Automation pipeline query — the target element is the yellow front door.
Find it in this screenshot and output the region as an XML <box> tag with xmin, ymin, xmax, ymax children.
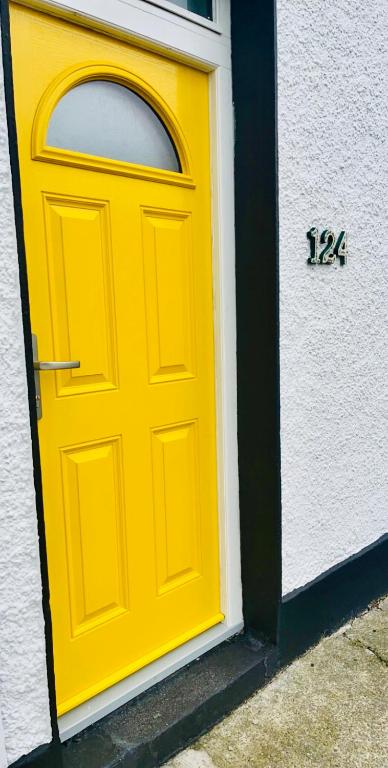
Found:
<box><xmin>10</xmin><ymin>3</ymin><xmax>222</xmax><ymax>716</ymax></box>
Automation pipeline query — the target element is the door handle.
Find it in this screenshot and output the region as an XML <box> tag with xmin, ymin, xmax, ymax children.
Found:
<box><xmin>33</xmin><ymin>360</ymin><xmax>80</xmax><ymax>371</ymax></box>
<box><xmin>32</xmin><ymin>333</ymin><xmax>80</xmax><ymax>420</ymax></box>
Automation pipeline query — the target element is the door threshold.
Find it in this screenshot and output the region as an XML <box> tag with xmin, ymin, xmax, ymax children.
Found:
<box><xmin>59</xmin><ymin>620</ymin><xmax>242</xmax><ymax>741</ymax></box>
<box><xmin>62</xmin><ymin>630</ymin><xmax>277</xmax><ymax>768</ymax></box>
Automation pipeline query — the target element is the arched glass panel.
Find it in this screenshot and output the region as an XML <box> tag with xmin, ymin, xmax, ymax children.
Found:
<box><xmin>46</xmin><ymin>80</ymin><xmax>181</xmax><ymax>172</ymax></box>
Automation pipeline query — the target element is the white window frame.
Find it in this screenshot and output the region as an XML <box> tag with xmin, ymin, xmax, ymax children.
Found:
<box><xmin>13</xmin><ymin>0</ymin><xmax>242</xmax><ymax>741</ymax></box>
<box><xmin>142</xmin><ymin>0</ymin><xmax>221</xmax><ymax>32</ymax></box>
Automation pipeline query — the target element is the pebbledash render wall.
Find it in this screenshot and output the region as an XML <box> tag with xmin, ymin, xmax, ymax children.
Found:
<box><xmin>277</xmin><ymin>0</ymin><xmax>388</xmax><ymax>595</ymax></box>
<box><xmin>0</xmin><ymin>34</ymin><xmax>52</xmax><ymax>766</ymax></box>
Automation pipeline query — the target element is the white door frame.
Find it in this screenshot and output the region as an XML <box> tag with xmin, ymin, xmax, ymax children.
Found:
<box><xmin>13</xmin><ymin>0</ymin><xmax>242</xmax><ymax>741</ymax></box>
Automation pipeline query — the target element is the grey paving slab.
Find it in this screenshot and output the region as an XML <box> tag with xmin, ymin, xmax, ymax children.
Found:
<box><xmin>380</xmin><ymin>596</ymin><xmax>388</xmax><ymax>613</ymax></box>
<box><xmin>167</xmin><ymin>750</ymin><xmax>217</xmax><ymax>768</ymax></box>
<box><xmin>166</xmin><ymin>600</ymin><xmax>388</xmax><ymax>768</ymax></box>
<box><xmin>345</xmin><ymin>604</ymin><xmax>388</xmax><ymax>663</ymax></box>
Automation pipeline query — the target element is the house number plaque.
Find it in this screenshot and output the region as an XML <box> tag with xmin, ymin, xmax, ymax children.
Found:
<box><xmin>307</xmin><ymin>228</ymin><xmax>348</xmax><ymax>265</ymax></box>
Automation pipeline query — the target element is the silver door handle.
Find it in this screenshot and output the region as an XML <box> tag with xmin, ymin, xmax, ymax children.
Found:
<box><xmin>32</xmin><ymin>333</ymin><xmax>80</xmax><ymax>420</ymax></box>
<box><xmin>33</xmin><ymin>360</ymin><xmax>80</xmax><ymax>371</ymax></box>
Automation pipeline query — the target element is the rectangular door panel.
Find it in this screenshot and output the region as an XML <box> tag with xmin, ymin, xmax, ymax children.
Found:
<box><xmin>151</xmin><ymin>421</ymin><xmax>201</xmax><ymax>595</ymax></box>
<box><xmin>142</xmin><ymin>208</ymin><xmax>196</xmax><ymax>384</ymax></box>
<box><xmin>61</xmin><ymin>436</ymin><xmax>129</xmax><ymax>637</ymax></box>
<box><xmin>43</xmin><ymin>194</ymin><xmax>118</xmax><ymax>396</ymax></box>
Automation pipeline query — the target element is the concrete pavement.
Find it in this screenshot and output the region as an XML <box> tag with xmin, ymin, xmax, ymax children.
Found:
<box><xmin>166</xmin><ymin>597</ymin><xmax>388</xmax><ymax>768</ymax></box>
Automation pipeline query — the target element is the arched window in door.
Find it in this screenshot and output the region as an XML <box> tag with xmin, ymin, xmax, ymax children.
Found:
<box><xmin>46</xmin><ymin>80</ymin><xmax>181</xmax><ymax>172</ymax></box>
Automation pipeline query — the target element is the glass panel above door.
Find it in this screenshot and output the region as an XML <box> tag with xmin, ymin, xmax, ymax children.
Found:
<box><xmin>167</xmin><ymin>1</ymin><xmax>213</xmax><ymax>20</ymax></box>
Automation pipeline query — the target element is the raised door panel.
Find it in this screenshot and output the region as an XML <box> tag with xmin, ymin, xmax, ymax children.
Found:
<box><xmin>60</xmin><ymin>436</ymin><xmax>129</xmax><ymax>637</ymax></box>
<box><xmin>151</xmin><ymin>421</ymin><xmax>201</xmax><ymax>595</ymax></box>
<box><xmin>43</xmin><ymin>194</ymin><xmax>118</xmax><ymax>396</ymax></box>
<box><xmin>142</xmin><ymin>208</ymin><xmax>196</xmax><ymax>384</ymax></box>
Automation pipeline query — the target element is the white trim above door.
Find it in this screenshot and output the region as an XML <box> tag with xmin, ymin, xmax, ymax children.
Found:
<box><xmin>14</xmin><ymin>0</ymin><xmax>231</xmax><ymax>67</ymax></box>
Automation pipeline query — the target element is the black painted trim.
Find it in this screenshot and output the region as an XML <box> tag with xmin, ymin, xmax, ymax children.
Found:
<box><xmin>0</xmin><ymin>0</ymin><xmax>60</xmax><ymax>751</ymax></box>
<box><xmin>279</xmin><ymin>533</ymin><xmax>388</xmax><ymax>664</ymax></box>
<box><xmin>231</xmin><ymin>0</ymin><xmax>282</xmax><ymax>641</ymax></box>
<box><xmin>9</xmin><ymin>743</ymin><xmax>62</xmax><ymax>768</ymax></box>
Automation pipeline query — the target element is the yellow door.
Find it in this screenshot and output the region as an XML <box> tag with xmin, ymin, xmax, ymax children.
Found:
<box><xmin>10</xmin><ymin>3</ymin><xmax>221</xmax><ymax>716</ymax></box>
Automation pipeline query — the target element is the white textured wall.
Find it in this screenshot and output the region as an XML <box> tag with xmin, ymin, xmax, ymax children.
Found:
<box><xmin>0</xmin><ymin>37</ymin><xmax>52</xmax><ymax>765</ymax></box>
<box><xmin>0</xmin><ymin>716</ymin><xmax>7</xmax><ymax>768</ymax></box>
<box><xmin>278</xmin><ymin>0</ymin><xmax>388</xmax><ymax>594</ymax></box>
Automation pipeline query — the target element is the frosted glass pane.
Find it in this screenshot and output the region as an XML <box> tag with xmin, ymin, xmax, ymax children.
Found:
<box><xmin>47</xmin><ymin>81</ymin><xmax>180</xmax><ymax>172</ymax></box>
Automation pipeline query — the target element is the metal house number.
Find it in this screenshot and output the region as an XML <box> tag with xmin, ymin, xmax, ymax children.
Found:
<box><xmin>307</xmin><ymin>228</ymin><xmax>348</xmax><ymax>265</ymax></box>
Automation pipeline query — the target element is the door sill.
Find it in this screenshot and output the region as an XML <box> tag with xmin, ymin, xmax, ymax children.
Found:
<box><xmin>59</xmin><ymin>620</ymin><xmax>242</xmax><ymax>741</ymax></box>
<box><xmin>61</xmin><ymin>631</ymin><xmax>277</xmax><ymax>768</ymax></box>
